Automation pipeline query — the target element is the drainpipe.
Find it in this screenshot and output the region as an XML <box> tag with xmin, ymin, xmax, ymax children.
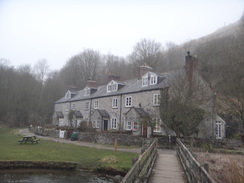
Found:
<box><xmin>89</xmin><ymin>99</ymin><xmax>92</xmax><ymax>122</ymax></box>
<box><xmin>119</xmin><ymin>94</ymin><xmax>123</xmax><ymax>131</ymax></box>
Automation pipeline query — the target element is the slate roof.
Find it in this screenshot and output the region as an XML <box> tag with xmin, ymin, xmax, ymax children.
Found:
<box><xmin>56</xmin><ymin>111</ymin><xmax>64</xmax><ymax>118</ymax></box>
<box><xmin>124</xmin><ymin>107</ymin><xmax>149</xmax><ymax>117</ymax></box>
<box><xmin>96</xmin><ymin>109</ymin><xmax>109</xmax><ymax>118</ymax></box>
<box><xmin>134</xmin><ymin>107</ymin><xmax>149</xmax><ymax>117</ymax></box>
<box><xmin>55</xmin><ymin>69</ymin><xmax>184</xmax><ymax>104</ymax></box>
<box><xmin>74</xmin><ymin>111</ymin><xmax>83</xmax><ymax>118</ymax></box>
<box><xmin>69</xmin><ymin>87</ymin><xmax>79</xmax><ymax>94</ymax></box>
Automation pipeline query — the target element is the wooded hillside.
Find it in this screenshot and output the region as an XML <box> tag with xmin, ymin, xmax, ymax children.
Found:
<box><xmin>0</xmin><ymin>14</ymin><xmax>243</xmax><ymax>136</ymax></box>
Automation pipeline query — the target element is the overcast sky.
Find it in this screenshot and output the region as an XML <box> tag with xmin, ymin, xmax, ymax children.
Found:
<box><xmin>0</xmin><ymin>0</ymin><xmax>244</xmax><ymax>70</ymax></box>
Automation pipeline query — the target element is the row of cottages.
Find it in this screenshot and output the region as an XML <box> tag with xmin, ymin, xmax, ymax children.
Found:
<box><xmin>52</xmin><ymin>52</ymin><xmax>226</xmax><ymax>139</ymax></box>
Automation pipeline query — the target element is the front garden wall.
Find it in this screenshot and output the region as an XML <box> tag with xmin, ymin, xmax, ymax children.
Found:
<box><xmin>29</xmin><ymin>126</ymin><xmax>143</xmax><ymax>146</ymax></box>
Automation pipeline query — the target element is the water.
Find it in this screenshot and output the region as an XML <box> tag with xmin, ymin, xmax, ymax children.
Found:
<box><xmin>0</xmin><ymin>170</ymin><xmax>113</xmax><ymax>183</ymax></box>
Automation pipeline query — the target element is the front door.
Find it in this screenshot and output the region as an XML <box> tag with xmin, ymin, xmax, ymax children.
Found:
<box><xmin>104</xmin><ymin>120</ymin><xmax>108</xmax><ymax>131</ymax></box>
<box><xmin>142</xmin><ymin>124</ymin><xmax>147</xmax><ymax>137</ymax></box>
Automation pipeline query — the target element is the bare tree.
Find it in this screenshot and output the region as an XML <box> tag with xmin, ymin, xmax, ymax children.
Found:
<box><xmin>218</xmin><ymin>17</ymin><xmax>244</xmax><ymax>131</ymax></box>
<box><xmin>129</xmin><ymin>38</ymin><xmax>164</xmax><ymax>73</ymax></box>
<box><xmin>162</xmin><ymin>42</ymin><xmax>184</xmax><ymax>71</ymax></box>
<box><xmin>100</xmin><ymin>54</ymin><xmax>133</xmax><ymax>82</ymax></box>
<box><xmin>160</xmin><ymin>68</ymin><xmax>212</xmax><ymax>137</ymax></box>
<box><xmin>33</xmin><ymin>59</ymin><xmax>49</xmax><ymax>85</ymax></box>
<box><xmin>60</xmin><ymin>49</ymin><xmax>101</xmax><ymax>88</ymax></box>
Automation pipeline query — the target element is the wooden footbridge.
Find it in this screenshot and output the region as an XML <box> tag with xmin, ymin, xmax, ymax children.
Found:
<box><xmin>120</xmin><ymin>139</ymin><xmax>216</xmax><ymax>183</ymax></box>
<box><xmin>148</xmin><ymin>149</ymin><xmax>186</xmax><ymax>183</ymax></box>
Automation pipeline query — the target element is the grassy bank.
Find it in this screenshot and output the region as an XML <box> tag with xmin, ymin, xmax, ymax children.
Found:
<box><xmin>0</xmin><ymin>128</ymin><xmax>138</xmax><ymax>173</ymax></box>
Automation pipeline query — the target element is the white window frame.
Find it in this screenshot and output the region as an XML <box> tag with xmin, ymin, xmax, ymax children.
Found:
<box><xmin>84</xmin><ymin>88</ymin><xmax>90</xmax><ymax>96</ymax></box>
<box><xmin>107</xmin><ymin>84</ymin><xmax>112</xmax><ymax>92</ymax></box>
<box><xmin>94</xmin><ymin>100</ymin><xmax>99</xmax><ymax>109</ymax></box>
<box><xmin>65</xmin><ymin>91</ymin><xmax>71</xmax><ymax>99</ymax></box>
<box><xmin>112</xmin><ymin>98</ymin><xmax>118</xmax><ymax>108</ymax></box>
<box><xmin>127</xmin><ymin>121</ymin><xmax>132</xmax><ymax>130</ymax></box>
<box><xmin>65</xmin><ymin>104</ymin><xmax>69</xmax><ymax>112</ymax></box>
<box><xmin>215</xmin><ymin>121</ymin><xmax>222</xmax><ymax>139</ymax></box>
<box><xmin>59</xmin><ymin>118</ymin><xmax>64</xmax><ymax>126</ymax></box>
<box><xmin>154</xmin><ymin>120</ymin><xmax>161</xmax><ymax>132</ymax></box>
<box><xmin>72</xmin><ymin>103</ymin><xmax>76</xmax><ymax>110</ymax></box>
<box><xmin>111</xmin><ymin>118</ymin><xmax>117</xmax><ymax>129</ymax></box>
<box><xmin>96</xmin><ymin>121</ymin><xmax>100</xmax><ymax>128</ymax></box>
<box><xmin>85</xmin><ymin>101</ymin><xmax>90</xmax><ymax>111</ymax></box>
<box><xmin>107</xmin><ymin>81</ymin><xmax>118</xmax><ymax>92</ymax></box>
<box><xmin>133</xmin><ymin>122</ymin><xmax>138</xmax><ymax>131</ymax></box>
<box><xmin>112</xmin><ymin>83</ymin><xmax>117</xmax><ymax>91</ymax></box>
<box><xmin>142</xmin><ymin>77</ymin><xmax>148</xmax><ymax>87</ymax></box>
<box><xmin>92</xmin><ymin>121</ymin><xmax>99</xmax><ymax>128</ymax></box>
<box><xmin>150</xmin><ymin>75</ymin><xmax>157</xmax><ymax>85</ymax></box>
<box><xmin>125</xmin><ymin>96</ymin><xmax>132</xmax><ymax>107</ymax></box>
<box><xmin>153</xmin><ymin>94</ymin><xmax>160</xmax><ymax>106</ymax></box>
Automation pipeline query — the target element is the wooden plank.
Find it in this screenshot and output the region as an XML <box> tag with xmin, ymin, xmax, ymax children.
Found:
<box><xmin>148</xmin><ymin>150</ymin><xmax>187</xmax><ymax>183</ymax></box>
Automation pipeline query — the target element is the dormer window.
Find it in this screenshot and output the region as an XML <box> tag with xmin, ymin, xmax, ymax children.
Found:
<box><xmin>142</xmin><ymin>72</ymin><xmax>158</xmax><ymax>86</ymax></box>
<box><xmin>107</xmin><ymin>85</ymin><xmax>112</xmax><ymax>92</ymax></box>
<box><xmin>150</xmin><ymin>75</ymin><xmax>157</xmax><ymax>85</ymax></box>
<box><xmin>142</xmin><ymin>77</ymin><xmax>148</xmax><ymax>87</ymax></box>
<box><xmin>112</xmin><ymin>83</ymin><xmax>117</xmax><ymax>91</ymax></box>
<box><xmin>65</xmin><ymin>91</ymin><xmax>71</xmax><ymax>99</ymax></box>
<box><xmin>107</xmin><ymin>81</ymin><xmax>118</xmax><ymax>92</ymax></box>
<box><xmin>84</xmin><ymin>87</ymin><xmax>90</xmax><ymax>96</ymax></box>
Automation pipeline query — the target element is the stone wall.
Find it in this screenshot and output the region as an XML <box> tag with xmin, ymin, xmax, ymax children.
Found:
<box><xmin>157</xmin><ymin>135</ymin><xmax>177</xmax><ymax>149</ymax></box>
<box><xmin>29</xmin><ymin>126</ymin><xmax>143</xmax><ymax>146</ymax></box>
<box><xmin>78</xmin><ymin>132</ymin><xmax>143</xmax><ymax>146</ymax></box>
<box><xmin>180</xmin><ymin>137</ymin><xmax>242</xmax><ymax>149</ymax></box>
<box><xmin>30</xmin><ymin>126</ymin><xmax>60</xmax><ymax>138</ymax></box>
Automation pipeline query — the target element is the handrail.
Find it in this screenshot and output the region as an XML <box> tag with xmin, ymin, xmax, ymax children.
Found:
<box><xmin>177</xmin><ymin>138</ymin><xmax>216</xmax><ymax>183</ymax></box>
<box><xmin>120</xmin><ymin>139</ymin><xmax>158</xmax><ymax>183</ymax></box>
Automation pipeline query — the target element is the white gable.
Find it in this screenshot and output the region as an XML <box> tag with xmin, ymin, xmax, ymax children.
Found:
<box><xmin>107</xmin><ymin>80</ymin><xmax>118</xmax><ymax>92</ymax></box>
<box><xmin>141</xmin><ymin>72</ymin><xmax>158</xmax><ymax>86</ymax></box>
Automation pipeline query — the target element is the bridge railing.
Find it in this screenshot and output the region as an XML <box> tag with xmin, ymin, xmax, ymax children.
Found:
<box><xmin>177</xmin><ymin>138</ymin><xmax>216</xmax><ymax>183</ymax></box>
<box><xmin>120</xmin><ymin>139</ymin><xmax>158</xmax><ymax>183</ymax></box>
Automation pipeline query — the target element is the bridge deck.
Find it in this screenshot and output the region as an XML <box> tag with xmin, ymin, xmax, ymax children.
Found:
<box><xmin>148</xmin><ymin>149</ymin><xmax>187</xmax><ymax>183</ymax></box>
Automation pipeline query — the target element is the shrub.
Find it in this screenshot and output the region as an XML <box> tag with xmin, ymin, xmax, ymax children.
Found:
<box><xmin>202</xmin><ymin>142</ymin><xmax>214</xmax><ymax>152</ymax></box>
<box><xmin>77</xmin><ymin>121</ymin><xmax>96</xmax><ymax>132</ymax></box>
<box><xmin>240</xmin><ymin>134</ymin><xmax>244</xmax><ymax>145</ymax></box>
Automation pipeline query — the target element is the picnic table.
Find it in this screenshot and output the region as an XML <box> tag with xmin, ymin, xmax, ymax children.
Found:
<box><xmin>18</xmin><ymin>136</ymin><xmax>40</xmax><ymax>144</ymax></box>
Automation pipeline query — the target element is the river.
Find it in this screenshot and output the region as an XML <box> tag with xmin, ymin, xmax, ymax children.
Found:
<box><xmin>0</xmin><ymin>169</ymin><xmax>113</xmax><ymax>183</ymax></box>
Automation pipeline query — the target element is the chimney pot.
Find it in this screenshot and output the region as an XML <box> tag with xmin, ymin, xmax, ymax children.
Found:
<box><xmin>108</xmin><ymin>74</ymin><xmax>120</xmax><ymax>82</ymax></box>
<box><xmin>138</xmin><ymin>65</ymin><xmax>153</xmax><ymax>79</ymax></box>
<box><xmin>185</xmin><ymin>51</ymin><xmax>198</xmax><ymax>84</ymax></box>
<box><xmin>86</xmin><ymin>80</ymin><xmax>97</xmax><ymax>88</ymax></box>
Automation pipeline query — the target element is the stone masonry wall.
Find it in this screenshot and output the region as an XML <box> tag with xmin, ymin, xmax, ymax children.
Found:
<box><xmin>78</xmin><ymin>132</ymin><xmax>143</xmax><ymax>146</ymax></box>
<box><xmin>181</xmin><ymin>137</ymin><xmax>242</xmax><ymax>149</ymax></box>
<box><xmin>29</xmin><ymin>126</ymin><xmax>142</xmax><ymax>146</ymax></box>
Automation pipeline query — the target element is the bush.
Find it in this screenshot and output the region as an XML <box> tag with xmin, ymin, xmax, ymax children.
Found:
<box><xmin>240</xmin><ymin>134</ymin><xmax>244</xmax><ymax>145</ymax></box>
<box><xmin>202</xmin><ymin>142</ymin><xmax>214</xmax><ymax>152</ymax></box>
<box><xmin>44</xmin><ymin>123</ymin><xmax>55</xmax><ymax>129</ymax></box>
<box><xmin>77</xmin><ymin>121</ymin><xmax>96</xmax><ymax>132</ymax></box>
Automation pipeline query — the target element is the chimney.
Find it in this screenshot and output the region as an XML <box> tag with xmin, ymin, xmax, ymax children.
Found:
<box><xmin>86</xmin><ymin>79</ymin><xmax>97</xmax><ymax>88</ymax></box>
<box><xmin>185</xmin><ymin>51</ymin><xmax>198</xmax><ymax>84</ymax></box>
<box><xmin>108</xmin><ymin>73</ymin><xmax>120</xmax><ymax>82</ymax></box>
<box><xmin>138</xmin><ymin>64</ymin><xmax>153</xmax><ymax>79</ymax></box>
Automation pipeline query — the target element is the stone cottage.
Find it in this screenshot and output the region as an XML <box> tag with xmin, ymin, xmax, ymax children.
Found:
<box><xmin>52</xmin><ymin>52</ymin><xmax>225</xmax><ymax>139</ymax></box>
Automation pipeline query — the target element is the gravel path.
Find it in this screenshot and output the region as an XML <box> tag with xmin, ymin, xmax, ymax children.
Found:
<box><xmin>16</xmin><ymin>128</ymin><xmax>141</xmax><ymax>154</ymax></box>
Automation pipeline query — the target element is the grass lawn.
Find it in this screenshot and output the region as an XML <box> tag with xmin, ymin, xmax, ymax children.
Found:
<box><xmin>0</xmin><ymin>128</ymin><xmax>138</xmax><ymax>173</ymax></box>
